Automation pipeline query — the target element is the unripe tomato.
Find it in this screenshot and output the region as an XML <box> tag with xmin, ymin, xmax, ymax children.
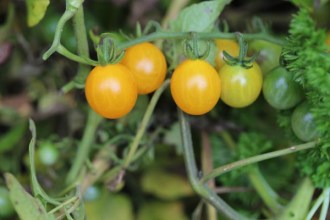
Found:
<box><xmin>38</xmin><ymin>142</ymin><xmax>59</xmax><ymax>166</ymax></box>
<box><xmin>263</xmin><ymin>66</ymin><xmax>303</xmax><ymax>110</ymax></box>
<box><xmin>85</xmin><ymin>64</ymin><xmax>138</xmax><ymax>119</ymax></box>
<box><xmin>248</xmin><ymin>40</ymin><xmax>282</xmax><ymax>74</ymax></box>
<box><xmin>214</xmin><ymin>39</ymin><xmax>239</xmax><ymax>70</ymax></box>
<box><xmin>291</xmin><ymin>102</ymin><xmax>319</xmax><ymax>142</ymax></box>
<box><xmin>121</xmin><ymin>42</ymin><xmax>167</xmax><ymax>94</ymax></box>
<box><xmin>219</xmin><ymin>62</ymin><xmax>262</xmax><ymax>108</ymax></box>
<box><xmin>83</xmin><ymin>185</ymin><xmax>101</xmax><ymax>202</ymax></box>
<box><xmin>170</xmin><ymin>59</ymin><xmax>221</xmax><ymax>115</ymax></box>
<box><xmin>0</xmin><ymin>187</ymin><xmax>14</xmax><ymax>218</ymax></box>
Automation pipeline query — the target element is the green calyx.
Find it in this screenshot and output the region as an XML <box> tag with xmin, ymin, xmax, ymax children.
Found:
<box><xmin>96</xmin><ymin>33</ymin><xmax>125</xmax><ymax>66</ymax></box>
<box><xmin>223</xmin><ymin>32</ymin><xmax>258</xmax><ymax>68</ymax></box>
<box><xmin>183</xmin><ymin>32</ymin><xmax>210</xmax><ymax>60</ymax></box>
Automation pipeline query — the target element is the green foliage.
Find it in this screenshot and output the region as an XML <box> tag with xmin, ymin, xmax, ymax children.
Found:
<box><xmin>26</xmin><ymin>0</ymin><xmax>50</xmax><ymax>27</ymax></box>
<box><xmin>282</xmin><ymin>8</ymin><xmax>330</xmax><ymax>188</ymax></box>
<box><xmin>236</xmin><ymin>132</ymin><xmax>272</xmax><ymax>159</ymax></box>
<box><xmin>212</xmin><ymin>132</ymin><xmax>273</xmax><ymax>210</ymax></box>
<box><xmin>5</xmin><ymin>173</ymin><xmax>56</xmax><ymax>220</ymax></box>
<box><xmin>169</xmin><ymin>0</ymin><xmax>231</xmax><ymax>32</ymax></box>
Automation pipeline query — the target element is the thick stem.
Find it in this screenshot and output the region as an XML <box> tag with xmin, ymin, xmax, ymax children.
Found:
<box><xmin>178</xmin><ymin>111</ymin><xmax>246</xmax><ymax>220</ymax></box>
<box><xmin>248</xmin><ymin>166</ymin><xmax>283</xmax><ymax>213</ymax></box>
<box><xmin>122</xmin><ymin>80</ymin><xmax>170</xmax><ymax>168</ymax></box>
<box><xmin>66</xmin><ymin>109</ymin><xmax>102</xmax><ymax>185</ymax></box>
<box><xmin>201</xmin><ymin>141</ymin><xmax>317</xmax><ymax>183</ymax></box>
<box><xmin>66</xmin><ymin>6</ymin><xmax>102</xmax><ymax>185</ymax></box>
<box><xmin>117</xmin><ymin>31</ymin><xmax>284</xmax><ymax>51</ymax></box>
<box><xmin>276</xmin><ymin>177</ymin><xmax>314</xmax><ymax>220</ymax></box>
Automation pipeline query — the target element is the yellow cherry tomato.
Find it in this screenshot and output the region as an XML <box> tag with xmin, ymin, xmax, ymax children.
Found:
<box><xmin>170</xmin><ymin>59</ymin><xmax>221</xmax><ymax>115</ymax></box>
<box><xmin>121</xmin><ymin>42</ymin><xmax>167</xmax><ymax>94</ymax></box>
<box><xmin>85</xmin><ymin>64</ymin><xmax>138</xmax><ymax>119</ymax></box>
<box><xmin>215</xmin><ymin>39</ymin><xmax>240</xmax><ymax>70</ymax></box>
<box><xmin>219</xmin><ymin>62</ymin><xmax>263</xmax><ymax>108</ymax></box>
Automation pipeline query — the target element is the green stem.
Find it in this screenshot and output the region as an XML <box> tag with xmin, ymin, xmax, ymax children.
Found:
<box><xmin>122</xmin><ymin>79</ymin><xmax>170</xmax><ymax>168</ymax></box>
<box><xmin>49</xmin><ymin>196</ymin><xmax>79</xmax><ymax>214</ymax></box>
<box><xmin>57</xmin><ymin>45</ymin><xmax>99</xmax><ymax>66</ymax></box>
<box><xmin>117</xmin><ymin>31</ymin><xmax>285</xmax><ymax>51</ymax></box>
<box><xmin>248</xmin><ymin>166</ymin><xmax>283</xmax><ymax>213</ymax></box>
<box><xmin>66</xmin><ymin>109</ymin><xmax>102</xmax><ymax>185</ymax></box>
<box><xmin>66</xmin><ymin>5</ymin><xmax>102</xmax><ymax>185</ymax></box>
<box><xmin>201</xmin><ymin>141</ymin><xmax>317</xmax><ymax>184</ymax></box>
<box><xmin>43</xmin><ymin>10</ymin><xmax>75</xmax><ymax>60</ymax></box>
<box><xmin>319</xmin><ymin>188</ymin><xmax>330</xmax><ymax>220</ymax></box>
<box><xmin>178</xmin><ymin>111</ymin><xmax>246</xmax><ymax>220</ymax></box>
<box><xmin>306</xmin><ymin>188</ymin><xmax>328</xmax><ymax>220</ymax></box>
<box><xmin>276</xmin><ymin>177</ymin><xmax>314</xmax><ymax>220</ymax></box>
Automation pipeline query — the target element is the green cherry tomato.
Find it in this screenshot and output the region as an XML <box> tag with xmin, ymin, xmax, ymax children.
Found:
<box><xmin>38</xmin><ymin>142</ymin><xmax>59</xmax><ymax>166</ymax></box>
<box><xmin>0</xmin><ymin>187</ymin><xmax>14</xmax><ymax>218</ymax></box>
<box><xmin>263</xmin><ymin>66</ymin><xmax>304</xmax><ymax>110</ymax></box>
<box><xmin>170</xmin><ymin>59</ymin><xmax>221</xmax><ymax>115</ymax></box>
<box><xmin>248</xmin><ymin>40</ymin><xmax>282</xmax><ymax>74</ymax></box>
<box><xmin>291</xmin><ymin>102</ymin><xmax>319</xmax><ymax>142</ymax></box>
<box><xmin>219</xmin><ymin>62</ymin><xmax>263</xmax><ymax>108</ymax></box>
<box><xmin>83</xmin><ymin>185</ymin><xmax>101</xmax><ymax>202</ymax></box>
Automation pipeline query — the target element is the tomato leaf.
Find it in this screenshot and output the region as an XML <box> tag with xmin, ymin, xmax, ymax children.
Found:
<box><xmin>169</xmin><ymin>0</ymin><xmax>231</xmax><ymax>32</ymax></box>
<box><xmin>26</xmin><ymin>0</ymin><xmax>50</xmax><ymax>27</ymax></box>
<box><xmin>4</xmin><ymin>173</ymin><xmax>56</xmax><ymax>220</ymax></box>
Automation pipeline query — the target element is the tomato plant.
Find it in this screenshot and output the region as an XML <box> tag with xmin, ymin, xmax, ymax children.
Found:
<box><xmin>263</xmin><ymin>66</ymin><xmax>303</xmax><ymax>110</ymax></box>
<box><xmin>219</xmin><ymin>62</ymin><xmax>262</xmax><ymax>108</ymax></box>
<box><xmin>0</xmin><ymin>186</ymin><xmax>14</xmax><ymax>218</ymax></box>
<box><xmin>3</xmin><ymin>1</ymin><xmax>330</xmax><ymax>220</ymax></box>
<box><xmin>170</xmin><ymin>59</ymin><xmax>221</xmax><ymax>115</ymax></box>
<box><xmin>291</xmin><ymin>101</ymin><xmax>319</xmax><ymax>142</ymax></box>
<box><xmin>214</xmin><ymin>39</ymin><xmax>239</xmax><ymax>70</ymax></box>
<box><xmin>248</xmin><ymin>40</ymin><xmax>282</xmax><ymax>74</ymax></box>
<box><xmin>85</xmin><ymin>64</ymin><xmax>138</xmax><ymax>119</ymax></box>
<box><xmin>121</xmin><ymin>42</ymin><xmax>167</xmax><ymax>94</ymax></box>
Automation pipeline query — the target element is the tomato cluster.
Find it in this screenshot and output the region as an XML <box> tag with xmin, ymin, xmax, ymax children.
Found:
<box><xmin>85</xmin><ymin>40</ymin><xmax>268</xmax><ymax>118</ymax></box>
<box><xmin>85</xmin><ymin>42</ymin><xmax>167</xmax><ymax>119</ymax></box>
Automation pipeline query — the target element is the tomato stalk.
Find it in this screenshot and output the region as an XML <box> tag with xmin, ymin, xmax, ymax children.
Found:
<box><xmin>178</xmin><ymin>110</ymin><xmax>246</xmax><ymax>220</ymax></box>
<box><xmin>66</xmin><ymin>5</ymin><xmax>103</xmax><ymax>186</ymax></box>
<box><xmin>122</xmin><ymin>79</ymin><xmax>170</xmax><ymax>168</ymax></box>
<box><xmin>247</xmin><ymin>166</ymin><xmax>283</xmax><ymax>213</ymax></box>
<box><xmin>306</xmin><ymin>187</ymin><xmax>330</xmax><ymax>220</ymax></box>
<box><xmin>200</xmin><ymin>141</ymin><xmax>317</xmax><ymax>184</ymax></box>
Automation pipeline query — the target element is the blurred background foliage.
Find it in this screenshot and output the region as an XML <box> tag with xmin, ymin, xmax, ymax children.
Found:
<box><xmin>0</xmin><ymin>0</ymin><xmax>329</xmax><ymax>219</ymax></box>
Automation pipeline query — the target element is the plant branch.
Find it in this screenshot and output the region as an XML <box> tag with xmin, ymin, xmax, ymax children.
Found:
<box><xmin>122</xmin><ymin>79</ymin><xmax>170</xmax><ymax>168</ymax></box>
<box><xmin>66</xmin><ymin>109</ymin><xmax>102</xmax><ymax>185</ymax></box>
<box><xmin>201</xmin><ymin>141</ymin><xmax>317</xmax><ymax>184</ymax></box>
<box><xmin>178</xmin><ymin>110</ymin><xmax>247</xmax><ymax>220</ymax></box>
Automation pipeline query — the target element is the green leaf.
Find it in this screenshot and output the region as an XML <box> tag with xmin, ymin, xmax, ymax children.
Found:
<box><xmin>4</xmin><ymin>173</ymin><xmax>56</xmax><ymax>220</ymax></box>
<box><xmin>290</xmin><ymin>0</ymin><xmax>313</xmax><ymax>9</ymax></box>
<box><xmin>170</xmin><ymin>0</ymin><xmax>231</xmax><ymax>32</ymax></box>
<box><xmin>0</xmin><ymin>120</ymin><xmax>27</xmax><ymax>153</ymax></box>
<box><xmin>26</xmin><ymin>0</ymin><xmax>50</xmax><ymax>27</ymax></box>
